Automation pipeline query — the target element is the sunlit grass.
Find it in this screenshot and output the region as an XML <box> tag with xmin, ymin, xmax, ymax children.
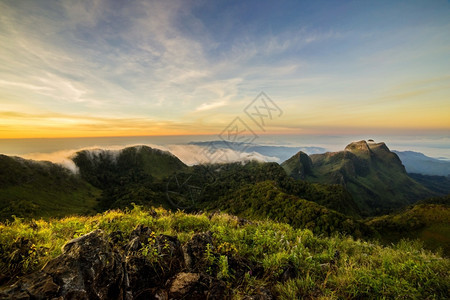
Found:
<box><xmin>0</xmin><ymin>205</ymin><xmax>448</xmax><ymax>299</ymax></box>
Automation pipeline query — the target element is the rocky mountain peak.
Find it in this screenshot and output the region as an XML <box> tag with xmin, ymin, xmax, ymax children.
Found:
<box><xmin>344</xmin><ymin>140</ymin><xmax>372</xmax><ymax>154</ymax></box>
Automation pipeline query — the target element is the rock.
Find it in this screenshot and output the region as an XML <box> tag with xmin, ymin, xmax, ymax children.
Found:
<box><xmin>168</xmin><ymin>273</ymin><xmax>227</xmax><ymax>300</ymax></box>
<box><xmin>182</xmin><ymin>232</ymin><xmax>213</xmax><ymax>272</ymax></box>
<box><xmin>168</xmin><ymin>272</ymin><xmax>200</xmax><ymax>298</ymax></box>
<box><xmin>279</xmin><ymin>263</ymin><xmax>297</xmax><ymax>282</ymax></box>
<box><xmin>109</xmin><ymin>230</ymin><xmax>126</xmax><ymax>245</ymax></box>
<box><xmin>130</xmin><ymin>224</ymin><xmax>153</xmax><ymax>240</ymax></box>
<box><xmin>125</xmin><ymin>227</ymin><xmax>184</xmax><ymax>300</ymax></box>
<box><xmin>242</xmin><ymin>286</ymin><xmax>273</xmax><ymax>300</ymax></box>
<box><xmin>0</xmin><ymin>229</ymin><xmax>126</xmax><ymax>300</ymax></box>
<box><xmin>238</xmin><ymin>218</ymin><xmax>252</xmax><ymax>226</ymax></box>
<box><xmin>126</xmin><ymin>236</ymin><xmax>141</xmax><ymax>252</ymax></box>
<box><xmin>0</xmin><ymin>229</ymin><xmax>263</xmax><ymax>299</ymax></box>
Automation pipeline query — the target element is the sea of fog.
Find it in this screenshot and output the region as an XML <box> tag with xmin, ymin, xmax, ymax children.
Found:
<box><xmin>0</xmin><ymin>135</ymin><xmax>449</xmax><ymax>170</ymax></box>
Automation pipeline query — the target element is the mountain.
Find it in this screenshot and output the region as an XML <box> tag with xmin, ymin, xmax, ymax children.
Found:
<box><xmin>189</xmin><ymin>141</ymin><xmax>326</xmax><ymax>162</ymax></box>
<box><xmin>72</xmin><ymin>146</ymin><xmax>188</xmax><ymax>210</ymax></box>
<box><xmin>393</xmin><ymin>150</ymin><xmax>450</xmax><ymax>176</ymax></box>
<box><xmin>0</xmin><ymin>146</ymin><xmax>361</xmax><ymax>220</ymax></box>
<box><xmin>73</xmin><ymin>146</ymin><xmax>187</xmax><ymax>186</ymax></box>
<box><xmin>282</xmin><ymin>140</ymin><xmax>434</xmax><ymax>216</ymax></box>
<box><xmin>281</xmin><ymin>151</ymin><xmax>313</xmax><ymax>180</ymax></box>
<box><xmin>408</xmin><ymin>173</ymin><xmax>450</xmax><ymax>195</ymax></box>
<box><xmin>0</xmin><ymin>155</ymin><xmax>100</xmax><ymax>221</ymax></box>
<box><xmin>367</xmin><ymin>195</ymin><xmax>450</xmax><ymax>256</ymax></box>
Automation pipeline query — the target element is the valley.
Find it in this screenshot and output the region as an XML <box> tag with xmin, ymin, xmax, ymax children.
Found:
<box><xmin>0</xmin><ymin>141</ymin><xmax>449</xmax><ymax>299</ymax></box>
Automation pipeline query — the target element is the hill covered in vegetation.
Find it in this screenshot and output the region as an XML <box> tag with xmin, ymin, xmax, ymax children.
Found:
<box><xmin>0</xmin><ymin>155</ymin><xmax>100</xmax><ymax>221</ymax></box>
<box><xmin>1</xmin><ymin>207</ymin><xmax>448</xmax><ymax>299</ymax></box>
<box><xmin>367</xmin><ymin>195</ymin><xmax>450</xmax><ymax>256</ymax></box>
<box><xmin>282</xmin><ymin>140</ymin><xmax>433</xmax><ymax>216</ymax></box>
<box><xmin>73</xmin><ymin>146</ymin><xmax>188</xmax><ymax>210</ymax></box>
<box><xmin>202</xmin><ymin>180</ymin><xmax>374</xmax><ymax>238</ymax></box>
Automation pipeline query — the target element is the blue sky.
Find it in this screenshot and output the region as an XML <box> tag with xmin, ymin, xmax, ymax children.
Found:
<box><xmin>0</xmin><ymin>0</ymin><xmax>449</xmax><ymax>137</ymax></box>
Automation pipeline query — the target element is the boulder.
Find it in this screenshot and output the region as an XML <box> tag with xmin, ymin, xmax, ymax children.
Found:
<box><xmin>0</xmin><ymin>228</ymin><xmax>265</xmax><ymax>299</ymax></box>
<box><xmin>0</xmin><ymin>230</ymin><xmax>126</xmax><ymax>300</ymax></box>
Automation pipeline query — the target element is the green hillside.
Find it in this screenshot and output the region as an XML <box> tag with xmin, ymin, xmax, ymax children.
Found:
<box><xmin>73</xmin><ymin>146</ymin><xmax>188</xmax><ymax>186</ymax></box>
<box><xmin>72</xmin><ymin>146</ymin><xmax>188</xmax><ymax>210</ymax></box>
<box><xmin>367</xmin><ymin>195</ymin><xmax>450</xmax><ymax>256</ymax></box>
<box><xmin>0</xmin><ymin>155</ymin><xmax>100</xmax><ymax>221</ymax></box>
<box><xmin>282</xmin><ymin>141</ymin><xmax>433</xmax><ymax>216</ymax></box>
<box><xmin>408</xmin><ymin>173</ymin><xmax>450</xmax><ymax>195</ymax></box>
<box><xmin>186</xmin><ymin>161</ymin><xmax>361</xmax><ymax>218</ymax></box>
<box><xmin>202</xmin><ymin>180</ymin><xmax>375</xmax><ymax>238</ymax></box>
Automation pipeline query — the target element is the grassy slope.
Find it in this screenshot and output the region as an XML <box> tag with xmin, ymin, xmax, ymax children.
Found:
<box><xmin>203</xmin><ymin>180</ymin><xmax>374</xmax><ymax>238</ymax></box>
<box><xmin>0</xmin><ymin>155</ymin><xmax>100</xmax><ymax>221</ymax></box>
<box><xmin>0</xmin><ymin>206</ymin><xmax>448</xmax><ymax>299</ymax></box>
<box><xmin>367</xmin><ymin>197</ymin><xmax>450</xmax><ymax>256</ymax></box>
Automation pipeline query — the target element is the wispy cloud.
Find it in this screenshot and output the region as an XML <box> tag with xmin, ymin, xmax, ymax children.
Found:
<box><xmin>0</xmin><ymin>0</ymin><xmax>449</xmax><ymax>137</ymax></box>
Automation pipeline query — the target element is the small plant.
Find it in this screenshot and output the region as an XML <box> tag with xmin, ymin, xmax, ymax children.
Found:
<box><xmin>217</xmin><ymin>255</ymin><xmax>232</xmax><ymax>280</ymax></box>
<box><xmin>204</xmin><ymin>243</ymin><xmax>215</xmax><ymax>275</ymax></box>
<box><xmin>139</xmin><ymin>232</ymin><xmax>159</xmax><ymax>263</ymax></box>
<box><xmin>217</xmin><ymin>242</ymin><xmax>238</xmax><ymax>256</ymax></box>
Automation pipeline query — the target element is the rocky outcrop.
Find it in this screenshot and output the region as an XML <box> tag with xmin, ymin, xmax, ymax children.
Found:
<box><xmin>0</xmin><ymin>230</ymin><xmax>126</xmax><ymax>300</ymax></box>
<box><xmin>0</xmin><ymin>228</ymin><xmax>269</xmax><ymax>299</ymax></box>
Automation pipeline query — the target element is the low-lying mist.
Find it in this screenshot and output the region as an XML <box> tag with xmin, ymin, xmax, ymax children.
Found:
<box><xmin>17</xmin><ymin>144</ymin><xmax>280</xmax><ymax>173</ymax></box>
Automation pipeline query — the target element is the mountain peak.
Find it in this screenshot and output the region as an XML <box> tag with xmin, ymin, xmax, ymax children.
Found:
<box><xmin>368</xmin><ymin>141</ymin><xmax>390</xmax><ymax>153</ymax></box>
<box><xmin>281</xmin><ymin>151</ymin><xmax>312</xmax><ymax>180</ymax></box>
<box><xmin>283</xmin><ymin>140</ymin><xmax>431</xmax><ymax>215</ymax></box>
<box><xmin>344</xmin><ymin>140</ymin><xmax>372</xmax><ymax>154</ymax></box>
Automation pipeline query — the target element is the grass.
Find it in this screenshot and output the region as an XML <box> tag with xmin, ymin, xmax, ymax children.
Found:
<box><xmin>1</xmin><ymin>205</ymin><xmax>448</xmax><ymax>299</ymax></box>
<box><xmin>367</xmin><ymin>203</ymin><xmax>450</xmax><ymax>256</ymax></box>
<box><xmin>0</xmin><ymin>155</ymin><xmax>101</xmax><ymax>221</ymax></box>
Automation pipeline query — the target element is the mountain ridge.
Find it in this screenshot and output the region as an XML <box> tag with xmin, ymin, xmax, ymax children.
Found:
<box><xmin>393</xmin><ymin>150</ymin><xmax>450</xmax><ymax>176</ymax></box>
<box><xmin>282</xmin><ymin>140</ymin><xmax>434</xmax><ymax>215</ymax></box>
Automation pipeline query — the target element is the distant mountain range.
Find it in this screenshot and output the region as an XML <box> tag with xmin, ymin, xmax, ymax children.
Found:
<box><xmin>282</xmin><ymin>140</ymin><xmax>434</xmax><ymax>216</ymax></box>
<box><xmin>189</xmin><ymin>141</ymin><xmax>326</xmax><ymax>162</ymax></box>
<box><xmin>393</xmin><ymin>150</ymin><xmax>450</xmax><ymax>176</ymax></box>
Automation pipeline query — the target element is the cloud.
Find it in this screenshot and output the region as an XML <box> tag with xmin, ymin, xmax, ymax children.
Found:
<box><xmin>1</xmin><ymin>0</ymin><xmax>448</xmax><ymax>138</ymax></box>
<box><xmin>16</xmin><ymin>142</ymin><xmax>280</xmax><ymax>173</ymax></box>
<box><xmin>21</xmin><ymin>150</ymin><xmax>80</xmax><ymax>174</ymax></box>
<box><xmin>0</xmin><ymin>0</ymin><xmax>328</xmax><ymax>123</ymax></box>
<box><xmin>195</xmin><ymin>101</ymin><xmax>227</xmax><ymax>112</ymax></box>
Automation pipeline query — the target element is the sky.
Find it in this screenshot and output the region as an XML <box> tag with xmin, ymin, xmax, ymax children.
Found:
<box><xmin>0</xmin><ymin>0</ymin><xmax>449</xmax><ymax>138</ymax></box>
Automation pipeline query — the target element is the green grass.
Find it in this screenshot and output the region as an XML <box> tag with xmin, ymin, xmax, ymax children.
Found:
<box><xmin>367</xmin><ymin>202</ymin><xmax>450</xmax><ymax>256</ymax></box>
<box><xmin>1</xmin><ymin>206</ymin><xmax>448</xmax><ymax>299</ymax></box>
<box><xmin>0</xmin><ymin>184</ymin><xmax>99</xmax><ymax>219</ymax></box>
<box><xmin>0</xmin><ymin>155</ymin><xmax>101</xmax><ymax>221</ymax></box>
